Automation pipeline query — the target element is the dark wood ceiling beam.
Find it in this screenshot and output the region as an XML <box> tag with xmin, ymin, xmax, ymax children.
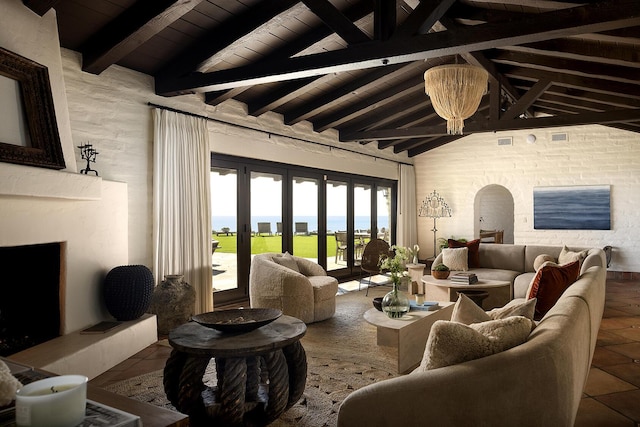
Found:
<box><xmin>502</xmin><ymin>67</ymin><xmax>640</xmax><ymax>100</ymax></box>
<box><xmin>490</xmin><ymin>77</ymin><xmax>501</xmax><ymax>120</ymax></box>
<box><xmin>501</xmin><ymin>78</ymin><xmax>552</xmax><ymax>120</ymax></box>
<box><xmin>204</xmin><ymin>0</ymin><xmax>373</xmax><ymax>106</ymax></box>
<box><xmin>156</xmin><ymin>0</ymin><xmax>640</xmax><ymax>95</ymax></box>
<box><xmin>338</xmin><ymin>93</ymin><xmax>430</xmax><ymax>134</ymax></box>
<box><xmin>283</xmin><ymin>63</ymin><xmax>408</xmax><ymax>125</ymax></box>
<box><xmin>157</xmin><ymin>0</ymin><xmax>299</xmax><ymax>79</ymax></box>
<box><xmin>248</xmin><ymin>77</ymin><xmax>319</xmax><ymax>116</ymax></box>
<box><xmin>80</xmin><ymin>0</ymin><xmax>205</xmax><ymax>74</ymax></box>
<box><xmin>374</xmin><ymin>0</ymin><xmax>396</xmax><ymax>41</ymax></box>
<box><xmin>408</xmin><ymin>135</ymin><xmax>466</xmax><ymax>157</ymax></box>
<box><xmin>301</xmin><ymin>0</ymin><xmax>370</xmax><ymax>44</ymax></box>
<box><xmin>538</xmin><ymin>93</ymin><xmax>613</xmax><ymax>112</ymax></box>
<box><xmin>393</xmin><ymin>137</ymin><xmax>440</xmax><ymax>153</ymax></box>
<box><xmin>205</xmin><ymin>87</ymin><xmax>247</xmax><ymax>105</ymax></box>
<box><xmin>505</xmin><ymin>39</ymin><xmax>640</xmax><ymax>68</ymax></box>
<box><xmin>314</xmin><ymin>76</ymin><xmax>426</xmax><ymax>132</ymax></box>
<box><xmin>393</xmin><ymin>0</ymin><xmax>457</xmax><ymax>37</ymax></box>
<box><xmin>541</xmin><ymin>85</ymin><xmax>640</xmax><ymax>109</ymax></box>
<box><xmin>490</xmin><ymin>50</ymin><xmax>640</xmax><ymax>85</ymax></box>
<box><xmin>341</xmin><ymin>108</ymin><xmax>640</xmax><ymax>140</ymax></box>
<box><xmin>22</xmin><ymin>0</ymin><xmax>60</xmax><ymax>16</ymax></box>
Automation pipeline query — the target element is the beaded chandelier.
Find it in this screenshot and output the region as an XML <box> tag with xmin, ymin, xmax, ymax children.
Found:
<box><xmin>424</xmin><ymin>64</ymin><xmax>488</xmax><ymax>135</ymax></box>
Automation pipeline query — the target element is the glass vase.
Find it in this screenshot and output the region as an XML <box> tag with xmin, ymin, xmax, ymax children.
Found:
<box><xmin>382</xmin><ymin>280</ymin><xmax>411</xmax><ymax>319</ymax></box>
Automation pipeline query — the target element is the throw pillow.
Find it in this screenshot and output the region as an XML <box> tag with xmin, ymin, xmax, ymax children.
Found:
<box><xmin>448</xmin><ymin>239</ymin><xmax>481</xmax><ymax>268</ymax></box>
<box><xmin>451</xmin><ymin>293</ymin><xmax>537</xmax><ymax>327</ymax></box>
<box><xmin>558</xmin><ymin>245</ymin><xmax>588</xmax><ymax>267</ymax></box>
<box><xmin>442</xmin><ymin>247</ymin><xmax>468</xmax><ymax>271</ymax></box>
<box><xmin>419</xmin><ymin>316</ymin><xmax>533</xmax><ymax>370</ymax></box>
<box><xmin>272</xmin><ymin>252</ymin><xmax>300</xmax><ymax>272</ymax></box>
<box><xmin>534</xmin><ymin>254</ymin><xmax>556</xmax><ymax>271</ymax></box>
<box><xmin>526</xmin><ymin>260</ymin><xmax>580</xmax><ymax>320</ymax></box>
<box><xmin>451</xmin><ymin>293</ymin><xmax>490</xmax><ymax>324</ymax></box>
<box><xmin>487</xmin><ymin>297</ymin><xmax>537</xmax><ymax>324</ymax></box>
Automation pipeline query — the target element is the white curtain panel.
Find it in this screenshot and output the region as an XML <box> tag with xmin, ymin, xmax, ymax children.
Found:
<box><xmin>152</xmin><ymin>109</ymin><xmax>213</xmax><ymax>314</ymax></box>
<box><xmin>396</xmin><ymin>164</ymin><xmax>418</xmax><ymax>249</ymax></box>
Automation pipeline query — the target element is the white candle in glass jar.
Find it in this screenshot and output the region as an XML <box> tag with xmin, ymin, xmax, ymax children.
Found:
<box><xmin>15</xmin><ymin>375</ymin><xmax>88</xmax><ymax>427</ymax></box>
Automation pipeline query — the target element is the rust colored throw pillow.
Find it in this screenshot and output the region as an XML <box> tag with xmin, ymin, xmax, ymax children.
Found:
<box><xmin>448</xmin><ymin>239</ymin><xmax>481</xmax><ymax>268</ymax></box>
<box><xmin>527</xmin><ymin>260</ymin><xmax>580</xmax><ymax>320</ymax></box>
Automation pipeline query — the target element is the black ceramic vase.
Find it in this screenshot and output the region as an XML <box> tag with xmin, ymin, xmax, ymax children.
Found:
<box><xmin>103</xmin><ymin>265</ymin><xmax>155</xmax><ymax>321</ymax></box>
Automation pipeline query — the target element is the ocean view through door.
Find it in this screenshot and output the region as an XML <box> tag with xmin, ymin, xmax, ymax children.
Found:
<box><xmin>211</xmin><ymin>154</ymin><xmax>397</xmax><ymax>305</ymax></box>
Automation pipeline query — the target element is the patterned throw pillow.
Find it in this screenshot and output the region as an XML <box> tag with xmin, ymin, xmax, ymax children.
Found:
<box><xmin>442</xmin><ymin>247</ymin><xmax>468</xmax><ymax>271</ymax></box>
<box><xmin>418</xmin><ymin>316</ymin><xmax>533</xmax><ymax>370</ymax></box>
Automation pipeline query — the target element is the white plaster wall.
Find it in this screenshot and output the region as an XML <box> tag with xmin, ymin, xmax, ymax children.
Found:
<box><xmin>0</xmin><ymin>1</ymin><xmax>129</xmax><ymax>333</ymax></box>
<box><xmin>414</xmin><ymin>127</ymin><xmax>640</xmax><ymax>272</ymax></box>
<box><xmin>0</xmin><ymin>173</ymin><xmax>128</xmax><ymax>333</ymax></box>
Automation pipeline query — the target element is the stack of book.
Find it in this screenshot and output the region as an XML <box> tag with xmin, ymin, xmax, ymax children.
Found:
<box><xmin>450</xmin><ymin>272</ymin><xmax>479</xmax><ymax>284</ymax></box>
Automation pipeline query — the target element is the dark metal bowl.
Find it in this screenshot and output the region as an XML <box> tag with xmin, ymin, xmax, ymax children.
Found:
<box><xmin>192</xmin><ymin>308</ymin><xmax>282</xmax><ymax>333</ymax></box>
<box><xmin>372</xmin><ymin>297</ymin><xmax>383</xmax><ymax>311</ymax></box>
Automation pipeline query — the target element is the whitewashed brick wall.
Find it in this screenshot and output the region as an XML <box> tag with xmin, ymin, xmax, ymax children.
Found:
<box><xmin>414</xmin><ymin>127</ymin><xmax>640</xmax><ymax>272</ymax></box>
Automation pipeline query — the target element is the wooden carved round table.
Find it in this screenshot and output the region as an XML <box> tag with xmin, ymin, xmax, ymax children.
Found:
<box><xmin>164</xmin><ymin>315</ymin><xmax>307</xmax><ymax>426</ymax></box>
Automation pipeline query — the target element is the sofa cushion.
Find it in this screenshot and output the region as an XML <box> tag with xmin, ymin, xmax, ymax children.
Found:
<box><xmin>272</xmin><ymin>252</ymin><xmax>300</xmax><ymax>272</ymax></box>
<box><xmin>527</xmin><ymin>260</ymin><xmax>580</xmax><ymax>320</ymax></box>
<box><xmin>418</xmin><ymin>316</ymin><xmax>533</xmax><ymax>370</ymax></box>
<box><xmin>558</xmin><ymin>245</ymin><xmax>589</xmax><ymax>267</ymax></box>
<box><xmin>451</xmin><ymin>293</ymin><xmax>536</xmax><ymax>325</ymax></box>
<box><xmin>534</xmin><ymin>254</ymin><xmax>556</xmax><ymax>271</ymax></box>
<box><xmin>442</xmin><ymin>247</ymin><xmax>468</xmax><ymax>271</ymax></box>
<box><xmin>449</xmin><ymin>239</ymin><xmax>481</xmax><ymax>268</ymax></box>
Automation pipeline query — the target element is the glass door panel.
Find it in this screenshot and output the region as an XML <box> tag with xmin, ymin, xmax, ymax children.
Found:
<box><xmin>293</xmin><ymin>177</ymin><xmax>318</xmax><ymax>262</ymax></box>
<box><xmin>250</xmin><ymin>171</ymin><xmax>283</xmax><ymax>256</ymax></box>
<box><xmin>378</xmin><ymin>186</ymin><xmax>392</xmax><ymax>244</ymax></box>
<box><xmin>354</xmin><ymin>183</ymin><xmax>372</xmax><ymax>265</ymax></box>
<box><xmin>211</xmin><ymin>167</ymin><xmax>239</xmax><ymax>294</ymax></box>
<box><xmin>326</xmin><ymin>180</ymin><xmax>347</xmax><ymax>272</ymax></box>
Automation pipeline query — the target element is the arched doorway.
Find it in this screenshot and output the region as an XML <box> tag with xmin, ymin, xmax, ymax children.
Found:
<box><xmin>474</xmin><ymin>185</ymin><xmax>514</xmax><ymax>244</ymax></box>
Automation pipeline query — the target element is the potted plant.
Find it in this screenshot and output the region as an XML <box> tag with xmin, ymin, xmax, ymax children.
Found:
<box><xmin>431</xmin><ymin>263</ymin><xmax>450</xmax><ymax>280</ymax></box>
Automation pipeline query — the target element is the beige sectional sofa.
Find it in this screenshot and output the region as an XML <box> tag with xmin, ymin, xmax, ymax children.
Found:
<box><xmin>431</xmin><ymin>243</ymin><xmax>606</xmax><ymax>299</ymax></box>
<box><xmin>338</xmin><ymin>264</ymin><xmax>606</xmax><ymax>426</ymax></box>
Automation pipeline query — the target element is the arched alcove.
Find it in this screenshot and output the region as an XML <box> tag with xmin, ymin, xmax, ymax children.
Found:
<box><xmin>474</xmin><ymin>185</ymin><xmax>514</xmax><ymax>244</ymax></box>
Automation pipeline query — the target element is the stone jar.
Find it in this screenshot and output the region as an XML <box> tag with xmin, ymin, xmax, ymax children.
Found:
<box><xmin>149</xmin><ymin>274</ymin><xmax>196</xmax><ymax>335</ymax></box>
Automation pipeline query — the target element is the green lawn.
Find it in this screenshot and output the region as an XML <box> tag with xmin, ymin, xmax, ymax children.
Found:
<box><xmin>212</xmin><ymin>234</ymin><xmax>338</xmax><ymax>258</ymax></box>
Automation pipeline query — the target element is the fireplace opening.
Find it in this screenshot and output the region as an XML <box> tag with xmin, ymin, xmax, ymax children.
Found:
<box><xmin>0</xmin><ymin>242</ymin><xmax>63</xmax><ymax>356</ymax></box>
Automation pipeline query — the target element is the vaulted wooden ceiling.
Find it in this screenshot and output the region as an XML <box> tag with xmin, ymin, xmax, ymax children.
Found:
<box><xmin>25</xmin><ymin>0</ymin><xmax>640</xmax><ymax>157</ymax></box>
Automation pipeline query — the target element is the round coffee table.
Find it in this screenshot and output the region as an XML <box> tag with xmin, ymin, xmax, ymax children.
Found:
<box><xmin>421</xmin><ymin>276</ymin><xmax>511</xmax><ymax>309</ymax></box>
<box><xmin>164</xmin><ymin>315</ymin><xmax>307</xmax><ymax>426</ymax></box>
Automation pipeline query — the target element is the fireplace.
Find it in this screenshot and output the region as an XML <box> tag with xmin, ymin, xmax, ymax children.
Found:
<box><xmin>0</xmin><ymin>242</ymin><xmax>64</xmax><ymax>356</ymax></box>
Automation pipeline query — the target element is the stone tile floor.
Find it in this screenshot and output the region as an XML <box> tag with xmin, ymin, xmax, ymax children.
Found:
<box><xmin>91</xmin><ymin>276</ymin><xmax>640</xmax><ymax>426</ymax></box>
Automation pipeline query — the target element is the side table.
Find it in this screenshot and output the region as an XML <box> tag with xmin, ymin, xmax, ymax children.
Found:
<box><xmin>164</xmin><ymin>315</ymin><xmax>307</xmax><ymax>426</ymax></box>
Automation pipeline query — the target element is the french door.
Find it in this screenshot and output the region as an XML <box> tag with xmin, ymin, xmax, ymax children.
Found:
<box><xmin>211</xmin><ymin>155</ymin><xmax>396</xmax><ymax>304</ymax></box>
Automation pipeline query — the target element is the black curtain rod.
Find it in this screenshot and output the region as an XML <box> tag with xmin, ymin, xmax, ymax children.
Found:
<box><xmin>147</xmin><ymin>102</ymin><xmax>412</xmax><ymax>166</ymax></box>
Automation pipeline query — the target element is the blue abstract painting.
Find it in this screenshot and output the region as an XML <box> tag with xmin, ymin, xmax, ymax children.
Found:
<box><xmin>533</xmin><ymin>185</ymin><xmax>610</xmax><ymax>230</ymax></box>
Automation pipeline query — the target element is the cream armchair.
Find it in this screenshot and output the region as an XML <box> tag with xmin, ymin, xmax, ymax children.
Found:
<box><xmin>249</xmin><ymin>253</ymin><xmax>338</xmax><ymax>323</ymax></box>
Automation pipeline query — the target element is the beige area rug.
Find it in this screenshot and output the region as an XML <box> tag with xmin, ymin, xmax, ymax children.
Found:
<box><xmin>104</xmin><ymin>287</ymin><xmax>400</xmax><ymax>426</ymax></box>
